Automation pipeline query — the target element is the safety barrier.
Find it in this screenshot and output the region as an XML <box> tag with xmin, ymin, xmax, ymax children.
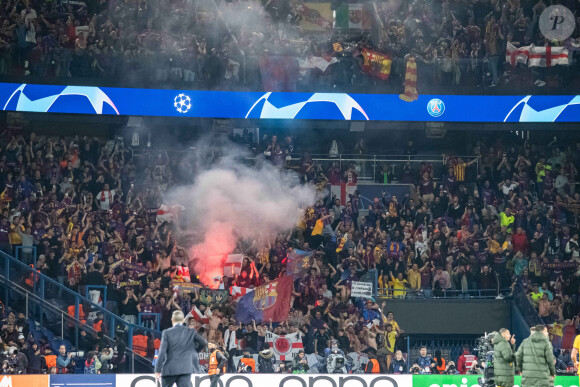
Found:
<box><xmin>1</xmin><ymin>374</ymin><xmax>579</xmax><ymax>387</ymax></box>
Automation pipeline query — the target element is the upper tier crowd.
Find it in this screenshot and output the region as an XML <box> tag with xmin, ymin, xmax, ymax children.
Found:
<box><xmin>0</xmin><ymin>0</ymin><xmax>578</xmax><ymax>91</ymax></box>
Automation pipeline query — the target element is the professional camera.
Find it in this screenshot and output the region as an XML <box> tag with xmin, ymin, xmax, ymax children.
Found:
<box><xmin>473</xmin><ymin>333</ymin><xmax>494</xmax><ymax>360</ymax></box>
<box><xmin>445</xmin><ymin>363</ymin><xmax>456</xmax><ymax>374</ymax></box>
<box><xmin>410</xmin><ymin>365</ymin><xmax>421</xmax><ymax>374</ymax></box>
<box><xmin>467</xmin><ymin>362</ymin><xmax>483</xmax><ymax>375</ymax></box>
<box><xmin>327</xmin><ymin>351</ymin><xmax>347</xmax><ymax>374</ymax></box>
<box><xmin>475</xmin><ymin>333</ymin><xmax>495</xmax><ymax>387</ymax></box>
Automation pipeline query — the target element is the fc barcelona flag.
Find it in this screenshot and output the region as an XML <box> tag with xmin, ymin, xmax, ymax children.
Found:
<box><xmin>236</xmin><ymin>276</ymin><xmax>293</xmax><ymax>324</ymax></box>
<box><xmin>361</xmin><ymin>49</ymin><xmax>392</xmax><ymax>80</ymax></box>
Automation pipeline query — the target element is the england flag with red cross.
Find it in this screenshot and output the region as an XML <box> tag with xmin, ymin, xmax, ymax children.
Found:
<box><xmin>265</xmin><ymin>331</ymin><xmax>304</xmax><ymax>361</ymax></box>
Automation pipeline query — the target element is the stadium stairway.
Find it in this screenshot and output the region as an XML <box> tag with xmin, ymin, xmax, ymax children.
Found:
<box><xmin>0</xmin><ymin>250</ymin><xmax>156</xmax><ymax>373</ymax></box>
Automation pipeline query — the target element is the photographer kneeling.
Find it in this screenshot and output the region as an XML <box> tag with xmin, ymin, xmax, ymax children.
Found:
<box><xmin>494</xmin><ymin>329</ymin><xmax>516</xmax><ymax>387</ymax></box>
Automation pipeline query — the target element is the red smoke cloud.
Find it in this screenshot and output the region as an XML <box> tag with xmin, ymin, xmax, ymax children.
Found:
<box><xmin>189</xmin><ymin>222</ymin><xmax>236</xmax><ymax>288</ymax></box>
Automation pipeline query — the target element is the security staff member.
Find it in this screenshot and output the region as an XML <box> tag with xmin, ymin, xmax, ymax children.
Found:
<box><xmin>208</xmin><ymin>342</ymin><xmax>227</xmax><ymax>387</ymax></box>
<box><xmin>365</xmin><ymin>353</ymin><xmax>380</xmax><ymax>373</ymax></box>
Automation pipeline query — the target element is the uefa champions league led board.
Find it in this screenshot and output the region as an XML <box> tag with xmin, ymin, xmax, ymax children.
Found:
<box><xmin>2</xmin><ymin>83</ymin><xmax>580</xmax><ymax>122</ymax></box>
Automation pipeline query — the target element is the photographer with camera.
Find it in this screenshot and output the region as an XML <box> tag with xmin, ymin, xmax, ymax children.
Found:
<box><xmin>494</xmin><ymin>329</ymin><xmax>516</xmax><ymax>387</ymax></box>
<box><xmin>56</xmin><ymin>344</ymin><xmax>74</xmax><ymax>373</ymax></box>
<box><xmin>237</xmin><ymin>348</ymin><xmax>256</xmax><ymax>373</ymax></box>
<box><xmin>414</xmin><ymin>346</ymin><xmax>436</xmax><ymax>374</ymax></box>
<box><xmin>292</xmin><ymin>349</ymin><xmax>310</xmax><ymax>374</ymax></box>
<box><xmin>8</xmin><ymin>348</ymin><xmax>27</xmax><ymax>375</ymax></box>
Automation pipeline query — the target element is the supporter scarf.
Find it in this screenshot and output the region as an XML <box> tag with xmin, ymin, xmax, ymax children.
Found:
<box><xmin>399</xmin><ymin>57</ymin><xmax>418</xmax><ymax>102</ymax></box>
<box><xmin>122</xmin><ymin>261</ymin><xmax>150</xmax><ymax>274</ymax></box>
<box><xmin>171</xmin><ymin>281</ymin><xmax>202</xmax><ymax>293</ymax></box>
<box><xmin>541</xmin><ymin>261</ymin><xmax>577</xmax><ymax>270</ymax></box>
<box><xmin>119</xmin><ymin>280</ymin><xmax>141</xmax><ymax>288</ymax></box>
<box><xmin>100</xmin><ymin>190</ymin><xmax>112</xmax><ymax>203</ymax></box>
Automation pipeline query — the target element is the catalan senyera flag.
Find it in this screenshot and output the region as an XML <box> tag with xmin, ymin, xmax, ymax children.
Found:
<box><xmin>297</xmin><ymin>2</ymin><xmax>333</xmax><ymax>31</ymax></box>
<box><xmin>361</xmin><ymin>48</ymin><xmax>392</xmax><ymax>80</ymax></box>
<box><xmin>236</xmin><ymin>276</ymin><xmax>293</xmax><ymax>324</ymax></box>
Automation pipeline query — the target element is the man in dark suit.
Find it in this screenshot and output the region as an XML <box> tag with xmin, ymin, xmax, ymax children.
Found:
<box><xmin>155</xmin><ymin>310</ymin><xmax>208</xmax><ymax>387</ymax></box>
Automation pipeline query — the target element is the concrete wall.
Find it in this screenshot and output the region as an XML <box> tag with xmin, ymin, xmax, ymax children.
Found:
<box><xmin>381</xmin><ymin>299</ymin><xmax>512</xmax><ymax>335</ymax></box>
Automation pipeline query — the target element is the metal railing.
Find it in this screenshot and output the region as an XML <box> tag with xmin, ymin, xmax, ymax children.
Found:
<box><xmin>0</xmin><ymin>273</ymin><xmax>153</xmax><ymax>373</ymax></box>
<box><xmin>512</xmin><ymin>281</ymin><xmax>543</xmax><ymax>327</ymax></box>
<box><xmin>1</xmin><ymin>51</ymin><xmax>578</xmax><ymax>96</ymax></box>
<box><xmin>407</xmin><ymin>336</ymin><xmax>481</xmax><ymax>366</ymax></box>
<box><xmin>0</xmin><ymin>250</ymin><xmax>161</xmax><ymax>368</ymax></box>
<box><xmin>132</xmin><ymin>149</ymin><xmax>478</xmax><ymax>184</ymax></box>
<box><xmin>378</xmin><ymin>287</ymin><xmax>509</xmax><ymax>299</ymax></box>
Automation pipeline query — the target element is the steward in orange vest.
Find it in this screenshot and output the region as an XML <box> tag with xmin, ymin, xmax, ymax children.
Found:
<box><xmin>67</xmin><ymin>304</ymin><xmax>86</xmax><ymax>327</ymax></box>
<box><xmin>24</xmin><ymin>264</ymin><xmax>40</xmax><ymax>288</ymax></box>
<box><xmin>237</xmin><ymin>349</ymin><xmax>256</xmax><ymax>373</ymax></box>
<box><xmin>208</xmin><ymin>342</ymin><xmax>227</xmax><ymax>377</ymax></box>
<box><xmin>365</xmin><ymin>354</ymin><xmax>380</xmax><ymax>373</ymax></box>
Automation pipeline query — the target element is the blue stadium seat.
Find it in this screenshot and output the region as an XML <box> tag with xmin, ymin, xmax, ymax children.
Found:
<box><xmin>50</xmin><ymin>338</ymin><xmax>63</xmax><ymax>352</ymax></box>
<box><xmin>41</xmin><ymin>327</ymin><xmax>55</xmax><ymax>341</ymax></box>
<box><xmin>30</xmin><ymin>330</ymin><xmax>42</xmax><ymax>344</ymax></box>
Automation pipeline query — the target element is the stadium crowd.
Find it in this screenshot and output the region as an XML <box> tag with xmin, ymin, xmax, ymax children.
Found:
<box><xmin>0</xmin><ymin>129</ymin><xmax>578</xmax><ymax>375</ymax></box>
<box><xmin>0</xmin><ymin>0</ymin><xmax>579</xmax><ymax>91</ymax></box>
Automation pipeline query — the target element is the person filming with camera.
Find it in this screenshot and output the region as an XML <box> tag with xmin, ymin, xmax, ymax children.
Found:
<box><xmin>494</xmin><ymin>328</ymin><xmax>516</xmax><ymax>387</ymax></box>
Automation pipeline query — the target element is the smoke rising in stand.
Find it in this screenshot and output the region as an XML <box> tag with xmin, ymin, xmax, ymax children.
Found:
<box><xmin>167</xmin><ymin>140</ymin><xmax>316</xmax><ymax>288</ymax></box>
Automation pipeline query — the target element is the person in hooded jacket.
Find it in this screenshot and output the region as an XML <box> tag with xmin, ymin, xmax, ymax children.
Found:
<box><xmin>516</xmin><ymin>325</ymin><xmax>556</xmax><ymax>387</ymax></box>
<box><xmin>26</xmin><ymin>341</ymin><xmax>42</xmax><ymax>374</ymax></box>
<box><xmin>494</xmin><ymin>328</ymin><xmax>516</xmax><ymax>387</ymax></box>
<box><xmin>257</xmin><ymin>343</ymin><xmax>276</xmax><ymax>373</ymax></box>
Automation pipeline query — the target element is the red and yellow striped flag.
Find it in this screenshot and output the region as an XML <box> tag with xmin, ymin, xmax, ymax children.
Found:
<box><xmin>399</xmin><ymin>57</ymin><xmax>418</xmax><ymax>102</ymax></box>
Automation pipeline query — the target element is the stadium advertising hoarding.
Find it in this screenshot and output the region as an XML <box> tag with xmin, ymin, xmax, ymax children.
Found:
<box><xmin>412</xmin><ymin>375</ymin><xmax>580</xmax><ymax>387</ymax></box>
<box><xmin>1</xmin><ymin>83</ymin><xmax>580</xmax><ymax>122</ymax></box>
<box><xmin>0</xmin><ymin>375</ymin><xmax>48</xmax><ymax>387</ymax></box>
<box><xmin>49</xmin><ymin>374</ymin><xmax>116</xmax><ymax>387</ymax></box>
<box><xmin>1</xmin><ymin>374</ymin><xmax>580</xmax><ymax>387</ymax></box>
<box><xmin>116</xmin><ymin>374</ymin><xmax>412</xmax><ymax>387</ymax></box>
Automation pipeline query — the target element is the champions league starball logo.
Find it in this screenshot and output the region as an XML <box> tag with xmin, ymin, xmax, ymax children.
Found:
<box><xmin>504</xmin><ymin>95</ymin><xmax>580</xmax><ymax>122</ymax></box>
<box><xmin>3</xmin><ymin>84</ymin><xmax>119</xmax><ymax>114</ymax></box>
<box><xmin>245</xmin><ymin>92</ymin><xmax>369</xmax><ymax>120</ymax></box>
<box><xmin>174</xmin><ymin>93</ymin><xmax>192</xmax><ymax>113</ymax></box>
<box><xmin>427</xmin><ymin>98</ymin><xmax>445</xmax><ymax>117</ymax></box>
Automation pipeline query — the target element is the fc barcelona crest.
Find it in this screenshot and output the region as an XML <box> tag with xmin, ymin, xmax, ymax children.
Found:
<box><xmin>252</xmin><ymin>282</ymin><xmax>278</xmax><ymax>310</ymax></box>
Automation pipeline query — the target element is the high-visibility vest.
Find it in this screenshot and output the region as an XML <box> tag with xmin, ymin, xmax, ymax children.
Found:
<box><xmin>240</xmin><ymin>357</ymin><xmax>256</xmax><ymax>373</ymax></box>
<box><xmin>154</xmin><ymin>338</ymin><xmax>161</xmax><ymax>350</ymax></box>
<box><xmin>67</xmin><ymin>304</ymin><xmax>86</xmax><ymax>326</ymax></box>
<box><xmin>435</xmin><ymin>358</ymin><xmax>446</xmax><ymax>373</ymax></box>
<box><xmin>93</xmin><ymin>319</ymin><xmax>103</xmax><ymax>332</ymax></box>
<box><xmin>132</xmin><ymin>335</ymin><xmax>148</xmax><ymax>357</ymax></box>
<box><xmin>44</xmin><ymin>355</ymin><xmax>57</xmax><ymax>368</ymax></box>
<box><xmin>366</xmin><ymin>359</ymin><xmax>380</xmax><ymax>373</ymax></box>
<box><xmin>25</xmin><ymin>264</ymin><xmax>40</xmax><ymax>287</ymax></box>
<box><xmin>209</xmin><ymin>350</ymin><xmax>226</xmax><ymax>375</ymax></box>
